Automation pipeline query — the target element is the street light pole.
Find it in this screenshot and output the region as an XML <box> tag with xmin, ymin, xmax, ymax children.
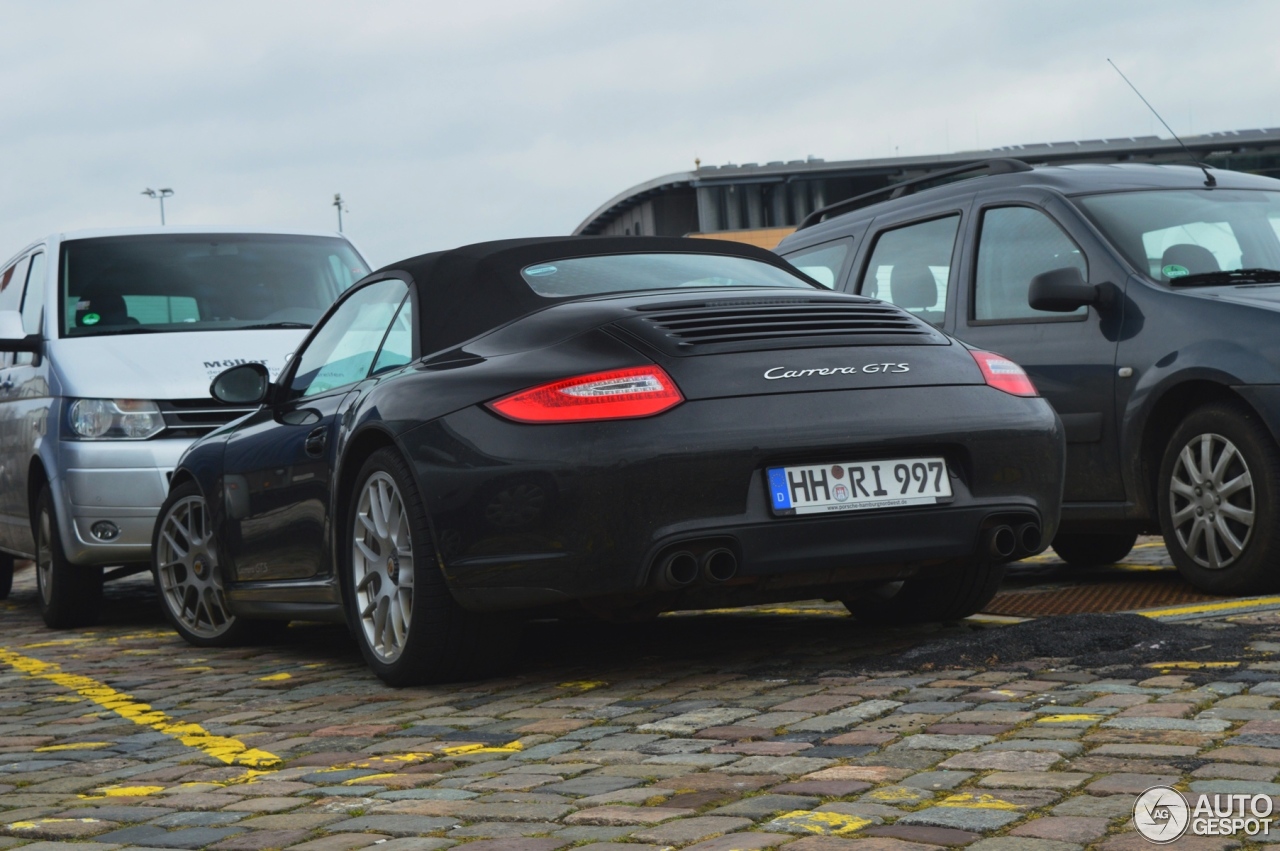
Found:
<box><xmin>333</xmin><ymin>193</ymin><xmax>348</xmax><ymax>232</ymax></box>
<box><xmin>141</xmin><ymin>188</ymin><xmax>174</xmax><ymax>225</ymax></box>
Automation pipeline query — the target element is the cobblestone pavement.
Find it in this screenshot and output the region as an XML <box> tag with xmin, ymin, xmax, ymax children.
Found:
<box><xmin>4</xmin><ymin>544</ymin><xmax>1280</xmax><ymax>851</ymax></box>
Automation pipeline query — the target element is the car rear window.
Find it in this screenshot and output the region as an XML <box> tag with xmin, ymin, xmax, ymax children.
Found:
<box><xmin>519</xmin><ymin>253</ymin><xmax>816</xmax><ymax>297</ymax></box>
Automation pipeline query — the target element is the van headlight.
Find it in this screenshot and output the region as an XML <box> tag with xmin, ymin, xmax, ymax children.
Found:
<box><xmin>68</xmin><ymin>399</ymin><xmax>164</xmax><ymax>440</ymax></box>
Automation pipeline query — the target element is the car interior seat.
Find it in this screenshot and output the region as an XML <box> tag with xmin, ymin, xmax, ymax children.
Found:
<box><xmin>889</xmin><ymin>264</ymin><xmax>940</xmax><ymax>315</ymax></box>
<box><xmin>1160</xmin><ymin>244</ymin><xmax>1220</xmax><ymax>279</ymax></box>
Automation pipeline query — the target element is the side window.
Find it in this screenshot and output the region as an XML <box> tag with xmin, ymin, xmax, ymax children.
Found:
<box><xmin>21</xmin><ymin>253</ymin><xmax>46</xmax><ymax>335</ymax></box>
<box><xmin>0</xmin><ymin>257</ymin><xmax>30</xmax><ymax>313</ymax></box>
<box><xmin>858</xmin><ymin>215</ymin><xmax>959</xmax><ymax>325</ymax></box>
<box><xmin>783</xmin><ymin>239</ymin><xmax>851</xmax><ymax>289</ymax></box>
<box><xmin>288</xmin><ymin>279</ymin><xmax>407</xmax><ymax>399</ymax></box>
<box><xmin>974</xmin><ymin>207</ymin><xmax>1088</xmax><ymax>321</ymax></box>
<box><xmin>14</xmin><ymin>253</ymin><xmax>46</xmax><ymax>366</ymax></box>
<box><xmin>371</xmin><ymin>297</ymin><xmax>414</xmax><ymax>376</ymax></box>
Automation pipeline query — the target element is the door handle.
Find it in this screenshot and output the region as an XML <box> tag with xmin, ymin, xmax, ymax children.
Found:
<box><xmin>304</xmin><ymin>427</ymin><xmax>328</xmax><ymax>457</ymax></box>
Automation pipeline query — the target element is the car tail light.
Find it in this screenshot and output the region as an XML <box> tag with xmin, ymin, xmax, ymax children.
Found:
<box><xmin>488</xmin><ymin>366</ymin><xmax>685</xmax><ymax>423</ymax></box>
<box><xmin>970</xmin><ymin>350</ymin><xmax>1038</xmax><ymax>397</ymax></box>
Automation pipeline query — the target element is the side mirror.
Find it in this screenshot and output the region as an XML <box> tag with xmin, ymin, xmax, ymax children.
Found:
<box><xmin>1028</xmin><ymin>267</ymin><xmax>1098</xmax><ymax>312</ymax></box>
<box><xmin>211</xmin><ymin>363</ymin><xmax>271</xmax><ymax>406</ymax></box>
<box><xmin>0</xmin><ymin>309</ymin><xmax>40</xmax><ymax>353</ymax></box>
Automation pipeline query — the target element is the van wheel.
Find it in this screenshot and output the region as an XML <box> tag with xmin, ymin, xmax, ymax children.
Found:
<box><xmin>1052</xmin><ymin>531</ymin><xmax>1138</xmax><ymax>566</ymax></box>
<box><xmin>1158</xmin><ymin>402</ymin><xmax>1280</xmax><ymax>594</ymax></box>
<box><xmin>843</xmin><ymin>557</ymin><xmax>1005</xmax><ymax>624</ymax></box>
<box><xmin>153</xmin><ymin>481</ymin><xmax>284</xmax><ymax>646</ymax></box>
<box><xmin>344</xmin><ymin>448</ymin><xmax>518</xmax><ymax>686</ymax></box>
<box><xmin>35</xmin><ymin>487</ymin><xmax>102</xmax><ymax>628</ymax></box>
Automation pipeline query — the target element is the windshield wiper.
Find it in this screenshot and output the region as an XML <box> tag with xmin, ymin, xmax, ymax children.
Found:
<box><xmin>1170</xmin><ymin>268</ymin><xmax>1280</xmax><ymax>287</ymax></box>
<box><xmin>240</xmin><ymin>321</ymin><xmax>313</xmax><ymax>330</ymax></box>
<box><xmin>79</xmin><ymin>327</ymin><xmax>162</xmax><ymax>336</ymax></box>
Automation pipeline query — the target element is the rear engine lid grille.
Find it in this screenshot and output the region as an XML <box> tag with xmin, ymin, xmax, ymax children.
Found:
<box><xmin>159</xmin><ymin>398</ymin><xmax>256</xmax><ymax>436</ymax></box>
<box><xmin>622</xmin><ymin>297</ymin><xmax>943</xmax><ymax>355</ymax></box>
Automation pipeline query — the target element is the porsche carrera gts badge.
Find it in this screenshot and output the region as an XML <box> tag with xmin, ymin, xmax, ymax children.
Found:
<box><xmin>764</xmin><ymin>364</ymin><xmax>910</xmax><ymax>380</ymax></box>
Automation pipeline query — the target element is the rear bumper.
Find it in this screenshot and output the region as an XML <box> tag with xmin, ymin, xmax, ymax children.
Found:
<box><xmin>407</xmin><ymin>385</ymin><xmax>1065</xmax><ymax>611</ymax></box>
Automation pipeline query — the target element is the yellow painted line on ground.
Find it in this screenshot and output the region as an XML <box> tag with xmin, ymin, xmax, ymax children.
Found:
<box><xmin>938</xmin><ymin>793</ymin><xmax>1022</xmax><ymax>810</ymax></box>
<box><xmin>0</xmin><ymin>646</ymin><xmax>280</xmax><ymax>768</ymax></box>
<box><xmin>1037</xmin><ymin>713</ymin><xmax>1103</xmax><ymax>723</ymax></box>
<box><xmin>258</xmin><ymin>673</ymin><xmax>291</xmax><ymax>681</ymax></box>
<box><xmin>1144</xmin><ymin>661</ymin><xmax>1240</xmax><ymax>670</ymax></box>
<box><xmin>1112</xmin><ymin>562</ymin><xmax>1172</xmax><ymax>572</ymax></box>
<box><xmin>1139</xmin><ymin>596</ymin><xmax>1280</xmax><ymax>618</ymax></box>
<box><xmin>557</xmin><ymin>680</ymin><xmax>605</xmax><ymax>691</ymax></box>
<box><xmin>35</xmin><ymin>742</ymin><xmax>110</xmax><ymax>752</ymax></box>
<box><xmin>440</xmin><ymin>740</ymin><xmax>524</xmax><ymax>756</ymax></box>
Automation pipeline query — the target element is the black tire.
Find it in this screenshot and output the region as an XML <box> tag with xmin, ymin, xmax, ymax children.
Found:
<box><xmin>35</xmin><ymin>486</ymin><xmax>103</xmax><ymax>628</ymax></box>
<box><xmin>843</xmin><ymin>557</ymin><xmax>1005</xmax><ymax>625</ymax></box>
<box><xmin>1158</xmin><ymin>402</ymin><xmax>1280</xmax><ymax>595</ymax></box>
<box><xmin>343</xmin><ymin>447</ymin><xmax>519</xmax><ymax>686</ymax></box>
<box><xmin>0</xmin><ymin>552</ymin><xmax>13</xmax><ymax>599</ymax></box>
<box><xmin>1051</xmin><ymin>531</ymin><xmax>1138</xmax><ymax>566</ymax></box>
<box><xmin>153</xmin><ymin>480</ymin><xmax>287</xmax><ymax>646</ymax></box>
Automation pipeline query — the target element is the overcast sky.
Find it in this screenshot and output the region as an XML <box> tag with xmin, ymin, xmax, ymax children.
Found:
<box><xmin>3</xmin><ymin>0</ymin><xmax>1278</xmax><ymax>267</ymax></box>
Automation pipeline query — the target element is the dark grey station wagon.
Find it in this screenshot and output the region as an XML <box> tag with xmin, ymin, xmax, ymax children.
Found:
<box><xmin>777</xmin><ymin>160</ymin><xmax>1280</xmax><ymax>594</ymax></box>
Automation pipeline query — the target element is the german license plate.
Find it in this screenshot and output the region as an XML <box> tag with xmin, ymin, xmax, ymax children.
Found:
<box><xmin>767</xmin><ymin>457</ymin><xmax>951</xmax><ymax>515</ymax></box>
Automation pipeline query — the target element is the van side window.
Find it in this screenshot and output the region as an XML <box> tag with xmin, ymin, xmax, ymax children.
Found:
<box><xmin>783</xmin><ymin>240</ymin><xmax>851</xmax><ymax>288</ymax></box>
<box><xmin>858</xmin><ymin>215</ymin><xmax>959</xmax><ymax>325</ymax></box>
<box><xmin>15</xmin><ymin>253</ymin><xmax>45</xmax><ymax>366</ymax></box>
<box><xmin>974</xmin><ymin>207</ymin><xmax>1087</xmax><ymax>321</ymax></box>
<box><xmin>0</xmin><ymin>257</ymin><xmax>30</xmax><ymax>313</ymax></box>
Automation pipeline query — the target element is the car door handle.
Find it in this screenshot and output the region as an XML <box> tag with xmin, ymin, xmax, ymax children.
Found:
<box><xmin>304</xmin><ymin>427</ymin><xmax>328</xmax><ymax>457</ymax></box>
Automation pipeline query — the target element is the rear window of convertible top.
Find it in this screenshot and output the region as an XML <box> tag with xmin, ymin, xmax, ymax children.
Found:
<box><xmin>519</xmin><ymin>253</ymin><xmax>816</xmax><ymax>297</ymax></box>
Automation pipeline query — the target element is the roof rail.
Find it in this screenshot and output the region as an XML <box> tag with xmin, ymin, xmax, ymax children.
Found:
<box><xmin>797</xmin><ymin>158</ymin><xmax>1034</xmax><ymax>230</ymax></box>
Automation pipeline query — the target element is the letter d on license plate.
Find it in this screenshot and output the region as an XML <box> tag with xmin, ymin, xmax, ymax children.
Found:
<box><xmin>767</xmin><ymin>456</ymin><xmax>951</xmax><ymax>515</ymax></box>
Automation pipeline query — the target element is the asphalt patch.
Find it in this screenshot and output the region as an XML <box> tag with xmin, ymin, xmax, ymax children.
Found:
<box><xmin>864</xmin><ymin>612</ymin><xmax>1265</xmax><ymax>677</ymax></box>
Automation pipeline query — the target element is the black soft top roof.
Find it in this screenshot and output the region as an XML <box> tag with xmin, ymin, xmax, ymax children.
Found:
<box><xmin>375</xmin><ymin>235</ymin><xmax>808</xmax><ymax>352</ymax></box>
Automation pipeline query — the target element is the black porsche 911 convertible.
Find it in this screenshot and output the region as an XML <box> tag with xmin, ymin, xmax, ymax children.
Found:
<box><xmin>153</xmin><ymin>236</ymin><xmax>1064</xmax><ymax>684</ymax></box>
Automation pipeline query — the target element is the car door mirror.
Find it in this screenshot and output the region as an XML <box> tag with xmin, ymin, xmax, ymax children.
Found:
<box><xmin>1028</xmin><ymin>267</ymin><xmax>1098</xmax><ymax>312</ymax></box>
<box><xmin>211</xmin><ymin>363</ymin><xmax>272</xmax><ymax>406</ymax></box>
<box><xmin>0</xmin><ymin>309</ymin><xmax>40</xmax><ymax>352</ymax></box>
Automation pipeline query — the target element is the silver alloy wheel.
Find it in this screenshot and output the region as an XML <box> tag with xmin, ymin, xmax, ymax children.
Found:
<box><xmin>1169</xmin><ymin>432</ymin><xmax>1256</xmax><ymax>570</ymax></box>
<box><xmin>156</xmin><ymin>495</ymin><xmax>236</xmax><ymax>638</ymax></box>
<box><xmin>353</xmin><ymin>471</ymin><xmax>414</xmax><ymax>663</ymax></box>
<box><xmin>37</xmin><ymin>505</ymin><xmax>53</xmax><ymax>606</ymax></box>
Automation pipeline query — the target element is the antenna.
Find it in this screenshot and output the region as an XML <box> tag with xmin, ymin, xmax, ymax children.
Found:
<box><xmin>1107</xmin><ymin>59</ymin><xmax>1215</xmax><ymax>187</ymax></box>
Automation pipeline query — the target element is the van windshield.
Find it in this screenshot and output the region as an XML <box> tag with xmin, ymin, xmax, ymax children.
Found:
<box><xmin>60</xmin><ymin>234</ymin><xmax>370</xmax><ymax>338</ymax></box>
<box><xmin>1075</xmin><ymin>189</ymin><xmax>1280</xmax><ymax>285</ymax></box>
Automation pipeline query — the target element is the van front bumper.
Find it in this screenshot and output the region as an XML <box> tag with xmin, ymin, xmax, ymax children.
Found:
<box><xmin>52</xmin><ymin>438</ymin><xmax>194</xmax><ymax>566</ymax></box>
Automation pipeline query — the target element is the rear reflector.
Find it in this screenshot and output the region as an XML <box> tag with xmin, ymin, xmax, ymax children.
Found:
<box><xmin>970</xmin><ymin>350</ymin><xmax>1039</xmax><ymax>397</ymax></box>
<box><xmin>488</xmin><ymin>366</ymin><xmax>685</xmax><ymax>423</ymax></box>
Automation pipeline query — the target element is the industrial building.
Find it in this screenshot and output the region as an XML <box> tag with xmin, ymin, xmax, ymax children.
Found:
<box><xmin>573</xmin><ymin>128</ymin><xmax>1280</xmax><ymax>248</ymax></box>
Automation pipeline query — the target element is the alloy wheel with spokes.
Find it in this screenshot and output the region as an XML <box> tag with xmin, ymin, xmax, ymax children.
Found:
<box><xmin>1159</xmin><ymin>403</ymin><xmax>1280</xmax><ymax>595</ymax></box>
<box><xmin>156</xmin><ymin>493</ymin><xmax>236</xmax><ymax>639</ymax></box>
<box><xmin>343</xmin><ymin>447</ymin><xmax>518</xmax><ymax>686</ymax></box>
<box><xmin>1168</xmin><ymin>432</ymin><xmax>1255</xmax><ymax>570</ymax></box>
<box><xmin>352</xmin><ymin>471</ymin><xmax>415</xmax><ymax>663</ymax></box>
<box><xmin>151</xmin><ymin>481</ymin><xmax>278</xmax><ymax>646</ymax></box>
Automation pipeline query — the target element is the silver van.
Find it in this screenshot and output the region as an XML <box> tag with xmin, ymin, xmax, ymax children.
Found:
<box><xmin>0</xmin><ymin>227</ymin><xmax>370</xmax><ymax>626</ymax></box>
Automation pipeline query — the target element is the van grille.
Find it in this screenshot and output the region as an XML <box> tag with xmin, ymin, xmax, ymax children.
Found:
<box><xmin>159</xmin><ymin>399</ymin><xmax>256</xmax><ymax>436</ymax></box>
<box><xmin>636</xmin><ymin>299</ymin><xmax>935</xmax><ymax>349</ymax></box>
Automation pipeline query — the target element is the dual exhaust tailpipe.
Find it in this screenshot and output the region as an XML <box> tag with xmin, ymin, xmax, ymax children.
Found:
<box><xmin>657</xmin><ymin>546</ymin><xmax>738</xmax><ymax>589</ymax></box>
<box><xmin>985</xmin><ymin>520</ymin><xmax>1042</xmax><ymax>561</ymax></box>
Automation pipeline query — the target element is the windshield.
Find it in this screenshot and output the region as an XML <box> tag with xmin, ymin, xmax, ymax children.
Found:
<box><xmin>519</xmin><ymin>253</ymin><xmax>817</xmax><ymax>297</ymax></box>
<box><xmin>60</xmin><ymin>234</ymin><xmax>370</xmax><ymax>337</ymax></box>
<box><xmin>1075</xmin><ymin>189</ymin><xmax>1280</xmax><ymax>285</ymax></box>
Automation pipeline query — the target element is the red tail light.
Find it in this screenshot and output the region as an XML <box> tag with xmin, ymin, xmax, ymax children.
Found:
<box><xmin>488</xmin><ymin>366</ymin><xmax>684</xmax><ymax>423</ymax></box>
<box><xmin>970</xmin><ymin>350</ymin><xmax>1038</xmax><ymax>397</ymax></box>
